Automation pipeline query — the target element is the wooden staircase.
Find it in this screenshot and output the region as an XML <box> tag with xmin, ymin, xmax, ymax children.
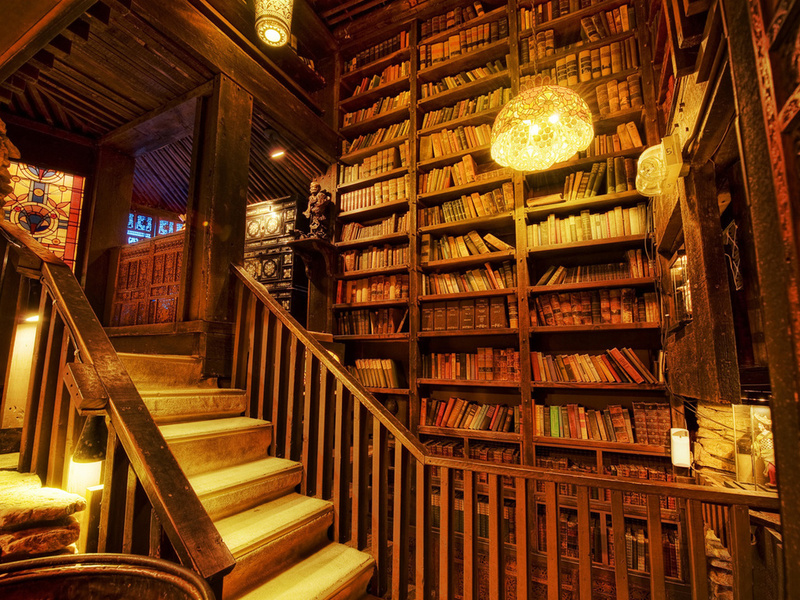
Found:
<box><xmin>119</xmin><ymin>352</ymin><xmax>375</xmax><ymax>600</ymax></box>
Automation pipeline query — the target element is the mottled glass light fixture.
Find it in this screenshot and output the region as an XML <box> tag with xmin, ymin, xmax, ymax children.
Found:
<box><xmin>255</xmin><ymin>0</ymin><xmax>293</xmax><ymax>47</ymax></box>
<box><xmin>491</xmin><ymin>83</ymin><xmax>594</xmax><ymax>172</ymax></box>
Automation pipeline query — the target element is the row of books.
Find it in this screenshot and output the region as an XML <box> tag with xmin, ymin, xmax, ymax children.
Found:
<box><xmin>602</xmin><ymin>461</ymin><xmax>676</xmax><ymax>509</ymax></box>
<box><xmin>338</xmin><ymin>143</ymin><xmax>409</xmax><ymax>185</ymax></box>
<box><xmin>417</xmin><ymin>155</ymin><xmax>485</xmax><ymax>193</ymax></box>
<box><xmin>518</xmin><ymin>0</ymin><xmax>600</xmax><ymax>29</ymax></box>
<box><xmin>348</xmin><ymin>358</ymin><xmax>404</xmax><ymax>389</ymax></box>
<box><xmin>531</xmin><ymin>289</ymin><xmax>660</xmax><ymax>326</ymax></box>
<box><xmin>586</xmin><ymin>120</ymin><xmax>643</xmax><ymax>157</ymax></box>
<box><xmin>614</xmin><ymin>526</ymin><xmax>683</xmax><ymax>579</ymax></box>
<box><xmin>341</xmin><ymin>119</ymin><xmax>409</xmax><ymax>155</ymax></box>
<box><xmin>527</xmin><ymin>202</ymin><xmax>651</xmax><ymax>247</ymax></box>
<box><xmin>339</xmin><ymin>212</ymin><xmax>409</xmax><ymax>242</ymax></box>
<box><xmin>335</xmin><ymin>274</ymin><xmax>409</xmax><ymax>304</ymax></box>
<box><xmin>418</xmin><ymin>17</ymin><xmax>509</xmax><ymax>69</ymax></box>
<box><xmin>421</xmin><ymin>396</ymin><xmax>521</xmax><ymax>433</ymax></box>
<box><xmin>338</xmin><ymin>174</ymin><xmax>410</xmax><ymax>212</ymax></box>
<box><xmin>341</xmin><ymin>90</ymin><xmax>410</xmax><ymax>129</ymax></box>
<box><xmin>421</xmin><ymin>260</ymin><xmax>517</xmax><ymax>295</ymax></box>
<box><xmin>420</xmin><ymin>59</ymin><xmax>506</xmax><ymax>99</ymax></box>
<box><xmin>421</xmin><ymin>296</ymin><xmax>518</xmax><ymax>331</ymax></box>
<box><xmin>422</xmin><ymin>348</ymin><xmax>521</xmax><ymax>382</ymax></box>
<box><xmin>420</xmin><ymin>87</ymin><xmax>510</xmax><ymax>130</ymax></box>
<box><xmin>548</xmin><ymin>39</ymin><xmax>639</xmax><ymax>87</ymax></box>
<box><xmin>421</xmin><ymin>230</ymin><xmax>514</xmax><ymax>262</ymax></box>
<box><xmin>418</xmin><ymin>183</ymin><xmax>513</xmax><ymax>226</ymax></box>
<box><xmin>579</xmin><ymin>5</ymin><xmax>636</xmax><ymax>41</ymax></box>
<box><xmin>340</xmin><ymin>244</ymin><xmax>408</xmax><ymax>272</ymax></box>
<box><xmin>419</xmin><ymin>123</ymin><xmax>493</xmax><ymax>160</ymax></box>
<box><xmin>534</xmin><ymin>403</ymin><xmax>643</xmax><ymax>446</ymax></box>
<box><xmin>596</xmin><ymin>74</ymin><xmax>643</xmax><ymax>115</ymax></box>
<box><xmin>336</xmin><ymin>307</ymin><xmax>409</xmax><ymax>336</ymax></box>
<box><xmin>530</xmin><ymin>348</ymin><xmax>659</xmax><ymax>385</ymax></box>
<box><xmin>535</xmin><ymin>251</ymin><xmax>653</xmax><ymax>286</ymax></box>
<box><xmin>346</xmin><ymin>61</ymin><xmax>410</xmax><ymax>99</ymax></box>
<box><xmin>343</xmin><ymin>31</ymin><xmax>410</xmax><ymax>73</ymax></box>
<box><xmin>419</xmin><ymin>2</ymin><xmax>486</xmax><ymax>40</ymax></box>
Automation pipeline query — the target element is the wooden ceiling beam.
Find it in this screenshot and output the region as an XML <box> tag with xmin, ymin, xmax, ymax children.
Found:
<box><xmin>86</xmin><ymin>1</ymin><xmax>112</xmax><ymax>26</ymax></box>
<box><xmin>64</xmin><ymin>18</ymin><xmax>92</xmax><ymax>43</ymax></box>
<box><xmin>30</xmin><ymin>50</ymin><xmax>56</xmax><ymax>71</ymax></box>
<box><xmin>47</xmin><ymin>34</ymin><xmax>73</xmax><ymax>59</ymax></box>
<box><xmin>16</xmin><ymin>64</ymin><xmax>41</xmax><ymax>85</ymax></box>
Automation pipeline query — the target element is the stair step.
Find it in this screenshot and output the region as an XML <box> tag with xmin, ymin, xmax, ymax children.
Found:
<box><xmin>190</xmin><ymin>457</ymin><xmax>303</xmax><ymax>520</ymax></box>
<box><xmin>139</xmin><ymin>387</ymin><xmax>246</xmax><ymax>423</ymax></box>
<box><xmin>118</xmin><ymin>352</ymin><xmax>212</xmax><ymax>389</ymax></box>
<box><xmin>160</xmin><ymin>417</ymin><xmax>272</xmax><ymax>476</ymax></box>
<box><xmin>233</xmin><ymin>543</ymin><xmax>375</xmax><ymax>600</ymax></box>
<box><xmin>218</xmin><ymin>493</ymin><xmax>334</xmax><ymax>599</ymax></box>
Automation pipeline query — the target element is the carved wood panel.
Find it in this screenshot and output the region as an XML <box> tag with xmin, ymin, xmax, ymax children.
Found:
<box><xmin>111</xmin><ymin>232</ymin><xmax>184</xmax><ymax>326</ymax></box>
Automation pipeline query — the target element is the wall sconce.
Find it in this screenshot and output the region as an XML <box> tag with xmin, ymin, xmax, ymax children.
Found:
<box><xmin>255</xmin><ymin>0</ymin><xmax>293</xmax><ymax>47</ymax></box>
<box><xmin>636</xmin><ymin>134</ymin><xmax>683</xmax><ymax>196</ymax></box>
<box><xmin>670</xmin><ymin>427</ymin><xmax>691</xmax><ymax>468</ymax></box>
<box><xmin>73</xmin><ymin>416</ymin><xmax>108</xmax><ymax>463</ymax></box>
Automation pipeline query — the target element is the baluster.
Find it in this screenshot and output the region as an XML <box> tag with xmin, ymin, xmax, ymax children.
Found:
<box><xmin>257</xmin><ymin>306</ymin><xmax>273</xmax><ymax>420</ymax></box>
<box><xmin>352</xmin><ymin>402</ymin><xmax>369</xmax><ymax>548</ymax></box>
<box><xmin>686</xmin><ymin>499</ymin><xmax>710</xmax><ymax>600</ymax></box>
<box><xmin>576</xmin><ymin>486</ymin><xmax>592</xmax><ymax>600</ymax></box>
<box><xmin>46</xmin><ymin>329</ymin><xmax>73</xmax><ymax>488</ymax></box>
<box><xmin>646</xmin><ymin>494</ymin><xmax>667</xmax><ymax>600</ymax></box>
<box><xmin>332</xmin><ymin>382</ymin><xmax>351</xmax><ymax>542</ymax></box>
<box><xmin>415</xmin><ymin>462</ymin><xmax>432</xmax><ymax>600</ymax></box>
<box><xmin>488</xmin><ymin>474</ymin><xmax>503</xmax><ymax>600</ymax></box>
<box><xmin>315</xmin><ymin>367</ymin><xmax>334</xmax><ymax>499</ymax></box>
<box><xmin>149</xmin><ymin>508</ymin><xmax>162</xmax><ymax>557</ymax></box>
<box><xmin>464</xmin><ymin>470</ymin><xmax>476</xmax><ymax>600</ymax></box>
<box><xmin>729</xmin><ymin>504</ymin><xmax>753</xmax><ymax>599</ymax></box>
<box><xmin>243</xmin><ymin>293</ymin><xmax>258</xmax><ymax>414</ymax></box>
<box><xmin>283</xmin><ymin>335</ymin><xmax>302</xmax><ymax>460</ymax></box>
<box><xmin>99</xmin><ymin>426</ymin><xmax>127</xmax><ymax>553</ymax></box>
<box><xmin>544</xmin><ymin>481</ymin><xmax>560</xmax><ymax>600</ymax></box>
<box><xmin>371</xmin><ymin>418</ymin><xmax>389</xmax><ymax>596</ymax></box>
<box><xmin>270</xmin><ymin>321</ymin><xmax>284</xmax><ymax>456</ymax></box>
<box><xmin>301</xmin><ymin>349</ymin><xmax>317</xmax><ymax>495</ymax></box>
<box><xmin>439</xmin><ymin>466</ymin><xmax>453</xmax><ymax>599</ymax></box>
<box><xmin>230</xmin><ymin>281</ymin><xmax>248</xmax><ymax>390</ymax></box>
<box><xmin>610</xmin><ymin>490</ymin><xmax>630</xmax><ymax>600</ymax></box>
<box><xmin>391</xmin><ymin>445</ymin><xmax>409</xmax><ymax>600</ymax></box>
<box><xmin>122</xmin><ymin>463</ymin><xmax>150</xmax><ymax>555</ymax></box>
<box><xmin>515</xmin><ymin>478</ymin><xmax>529</xmax><ymax>600</ymax></box>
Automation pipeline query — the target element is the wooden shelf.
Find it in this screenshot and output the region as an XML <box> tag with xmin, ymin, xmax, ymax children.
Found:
<box><xmin>335</xmin><ymin>232</ymin><xmax>408</xmax><ymax>249</ymax></box>
<box><xmin>418</xmin><ymin>39</ymin><xmax>510</xmax><ymax>83</ymax></box>
<box><xmin>418</xmin><ymin>378</ymin><xmax>521</xmax><ymax>388</ymax></box>
<box><xmin>340</xmin><ymin>106</ymin><xmax>411</xmax><ymax>138</ymax></box>
<box><xmin>365</xmin><ymin>387</ymin><xmax>410</xmax><ymax>395</ymax></box>
<box><xmin>338</xmin><ymin>199</ymin><xmax>409</xmax><ymax>222</ymax></box>
<box><xmin>421</xmin><ymin>249</ymin><xmax>516</xmax><ymax>270</ymax></box>
<box><xmin>530</xmin><ymin>322</ymin><xmax>661</xmax><ymax>334</ymax></box>
<box><xmin>419</xmin><ymin>425</ymin><xmax>522</xmax><ymax>443</ymax></box>
<box><xmin>593</xmin><ymin>107</ymin><xmax>646</xmax><ymax>133</ymax></box>
<box><xmin>340</xmin><ymin>47</ymin><xmax>411</xmax><ymax>85</ymax></box>
<box><xmin>337</xmin><ymin>265</ymin><xmax>408</xmax><ymax>280</ymax></box>
<box><xmin>527</xmin><ymin>234</ymin><xmax>650</xmax><ymax>256</ymax></box>
<box><xmin>337</xmin><ymin>167</ymin><xmax>408</xmax><ymax>193</ymax></box>
<box><xmin>531</xmin><ymin>435</ymin><xmax>669</xmax><ymax>456</ymax></box>
<box><xmin>339</xmin><ymin>78</ymin><xmax>411</xmax><ymax>111</ymax></box>
<box><xmin>419</xmin><ymin>212</ymin><xmax>514</xmax><ymax>236</ymax></box>
<box><xmin>524</xmin><ymin>145</ymin><xmax>645</xmax><ymax>178</ymax></box>
<box><xmin>421</xmin><ymin>288</ymin><xmax>515</xmax><ymax>301</ymax></box>
<box><xmin>531</xmin><ymin>382</ymin><xmax>666</xmax><ymax>391</ymax></box>
<box><xmin>529</xmin><ymin>277</ymin><xmax>657</xmax><ymax>293</ymax></box>
<box><xmin>419</xmin><ymin>6</ymin><xmax>509</xmax><ymax>46</ymax></box>
<box><xmin>417</xmin><ymin>144</ymin><xmax>493</xmax><ymax>172</ymax></box>
<box><xmin>535</xmin><ymin>30</ymin><xmax>636</xmax><ymax>71</ymax></box>
<box><xmin>340</xmin><ymin>135</ymin><xmax>409</xmax><ymax>166</ymax></box>
<box><xmin>419</xmin><ymin>107</ymin><xmax>501</xmax><ymax>136</ymax></box>
<box><xmin>333</xmin><ymin>299</ymin><xmax>408</xmax><ymax>310</ymax></box>
<box><xmin>525</xmin><ymin>189</ymin><xmax>644</xmax><ymax>218</ymax></box>
<box><xmin>419</xmin><ymin>328</ymin><xmax>519</xmax><ymax>338</ymax></box>
<box><xmin>418</xmin><ymin>71</ymin><xmax>511</xmax><ymax>112</ymax></box>
<box><xmin>333</xmin><ymin>333</ymin><xmax>409</xmax><ymax>341</ymax></box>
<box><xmin>534</xmin><ymin>0</ymin><xmax>635</xmax><ymax>34</ymax></box>
<box><xmin>417</xmin><ymin>175</ymin><xmax>513</xmax><ymax>203</ymax></box>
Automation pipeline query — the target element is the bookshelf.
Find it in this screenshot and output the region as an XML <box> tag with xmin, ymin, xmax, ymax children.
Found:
<box><xmin>332</xmin><ymin>1</ymin><xmax>678</xmax><ymax>592</ymax></box>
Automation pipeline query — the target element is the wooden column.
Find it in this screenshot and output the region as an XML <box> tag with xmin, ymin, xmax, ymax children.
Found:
<box><xmin>183</xmin><ymin>74</ymin><xmax>253</xmax><ymax>324</ymax></box>
<box><xmin>83</xmin><ymin>146</ymin><xmax>135</xmax><ymax>321</ymax></box>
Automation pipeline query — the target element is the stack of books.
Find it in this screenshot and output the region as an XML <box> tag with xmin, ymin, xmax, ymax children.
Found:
<box><xmin>348</xmin><ymin>358</ymin><xmax>404</xmax><ymax>388</ymax></box>
<box><xmin>421</xmin><ymin>260</ymin><xmax>516</xmax><ymax>294</ymax></box>
<box><xmin>530</xmin><ymin>348</ymin><xmax>658</xmax><ymax>384</ymax></box>
<box><xmin>421</xmin><ymin>396</ymin><xmax>521</xmax><ymax>433</ymax></box>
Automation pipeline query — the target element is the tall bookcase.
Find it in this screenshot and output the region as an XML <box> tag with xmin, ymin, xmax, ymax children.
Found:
<box><xmin>331</xmin><ymin>0</ymin><xmax>685</xmax><ymax>592</ymax></box>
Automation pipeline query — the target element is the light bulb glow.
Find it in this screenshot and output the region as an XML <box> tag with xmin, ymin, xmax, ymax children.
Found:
<box><xmin>255</xmin><ymin>0</ymin><xmax>293</xmax><ymax>47</ymax></box>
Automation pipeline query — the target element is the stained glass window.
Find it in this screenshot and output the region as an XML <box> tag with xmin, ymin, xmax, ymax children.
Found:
<box><xmin>126</xmin><ymin>210</ymin><xmax>184</xmax><ymax>245</ymax></box>
<box><xmin>3</xmin><ymin>162</ymin><xmax>85</xmax><ymax>269</ymax></box>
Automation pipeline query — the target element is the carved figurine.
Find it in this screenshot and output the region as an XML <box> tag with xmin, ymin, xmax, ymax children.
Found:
<box><xmin>0</xmin><ymin>117</ymin><xmax>21</xmax><ymax>211</ymax></box>
<box><xmin>753</xmin><ymin>412</ymin><xmax>776</xmax><ymax>488</ymax></box>
<box><xmin>302</xmin><ymin>181</ymin><xmax>332</xmax><ymax>240</ymax></box>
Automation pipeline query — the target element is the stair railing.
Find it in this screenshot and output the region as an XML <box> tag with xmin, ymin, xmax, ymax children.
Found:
<box><xmin>0</xmin><ymin>221</ymin><xmax>234</xmax><ymax>591</ymax></box>
<box><xmin>232</xmin><ymin>265</ymin><xmax>780</xmax><ymax>600</ymax></box>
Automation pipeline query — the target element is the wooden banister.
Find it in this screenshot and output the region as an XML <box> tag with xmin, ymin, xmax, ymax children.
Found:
<box><xmin>0</xmin><ymin>220</ymin><xmax>234</xmax><ymax>587</ymax></box>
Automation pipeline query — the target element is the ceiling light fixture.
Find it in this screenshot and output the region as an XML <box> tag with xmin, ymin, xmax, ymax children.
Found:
<box><xmin>255</xmin><ymin>0</ymin><xmax>293</xmax><ymax>47</ymax></box>
<box><xmin>491</xmin><ymin>82</ymin><xmax>594</xmax><ymax>172</ymax></box>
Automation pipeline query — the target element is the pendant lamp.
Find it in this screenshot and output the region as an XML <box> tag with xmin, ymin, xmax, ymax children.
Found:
<box><xmin>255</xmin><ymin>0</ymin><xmax>293</xmax><ymax>47</ymax></box>
<box><xmin>491</xmin><ymin>82</ymin><xmax>594</xmax><ymax>172</ymax></box>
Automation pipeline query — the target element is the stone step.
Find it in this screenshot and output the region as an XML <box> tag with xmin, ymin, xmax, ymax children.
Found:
<box><xmin>118</xmin><ymin>352</ymin><xmax>213</xmax><ymax>390</ymax></box>
<box><xmin>218</xmin><ymin>493</ymin><xmax>334</xmax><ymax>599</ymax></box>
<box><xmin>189</xmin><ymin>457</ymin><xmax>303</xmax><ymax>521</ymax></box>
<box><xmin>232</xmin><ymin>542</ymin><xmax>375</xmax><ymax>600</ymax></box>
<box><xmin>139</xmin><ymin>387</ymin><xmax>246</xmax><ymax>423</ymax></box>
<box><xmin>160</xmin><ymin>417</ymin><xmax>272</xmax><ymax>477</ymax></box>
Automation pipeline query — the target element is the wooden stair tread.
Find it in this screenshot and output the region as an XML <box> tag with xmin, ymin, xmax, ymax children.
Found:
<box><xmin>189</xmin><ymin>457</ymin><xmax>302</xmax><ymax>498</ymax></box>
<box><xmin>159</xmin><ymin>416</ymin><xmax>271</xmax><ymax>442</ymax></box>
<box><xmin>233</xmin><ymin>543</ymin><xmax>375</xmax><ymax>600</ymax></box>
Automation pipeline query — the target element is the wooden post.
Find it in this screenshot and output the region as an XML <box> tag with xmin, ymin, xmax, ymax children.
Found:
<box><xmin>183</xmin><ymin>73</ymin><xmax>252</xmax><ymax>325</ymax></box>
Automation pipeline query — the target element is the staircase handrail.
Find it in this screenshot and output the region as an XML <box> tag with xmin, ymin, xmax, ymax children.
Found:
<box><xmin>2</xmin><ymin>220</ymin><xmax>235</xmax><ymax>582</ymax></box>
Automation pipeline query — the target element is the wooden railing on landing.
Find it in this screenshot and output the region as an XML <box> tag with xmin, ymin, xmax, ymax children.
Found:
<box><xmin>0</xmin><ymin>221</ymin><xmax>234</xmax><ymax>591</ymax></box>
<box><xmin>232</xmin><ymin>264</ymin><xmax>781</xmax><ymax>600</ymax></box>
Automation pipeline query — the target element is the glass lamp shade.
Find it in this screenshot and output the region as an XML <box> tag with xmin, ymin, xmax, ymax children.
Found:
<box><xmin>635</xmin><ymin>144</ymin><xmax>668</xmax><ymax>196</ymax></box>
<box><xmin>491</xmin><ymin>85</ymin><xmax>594</xmax><ymax>172</ymax></box>
<box><xmin>255</xmin><ymin>0</ymin><xmax>293</xmax><ymax>47</ymax></box>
